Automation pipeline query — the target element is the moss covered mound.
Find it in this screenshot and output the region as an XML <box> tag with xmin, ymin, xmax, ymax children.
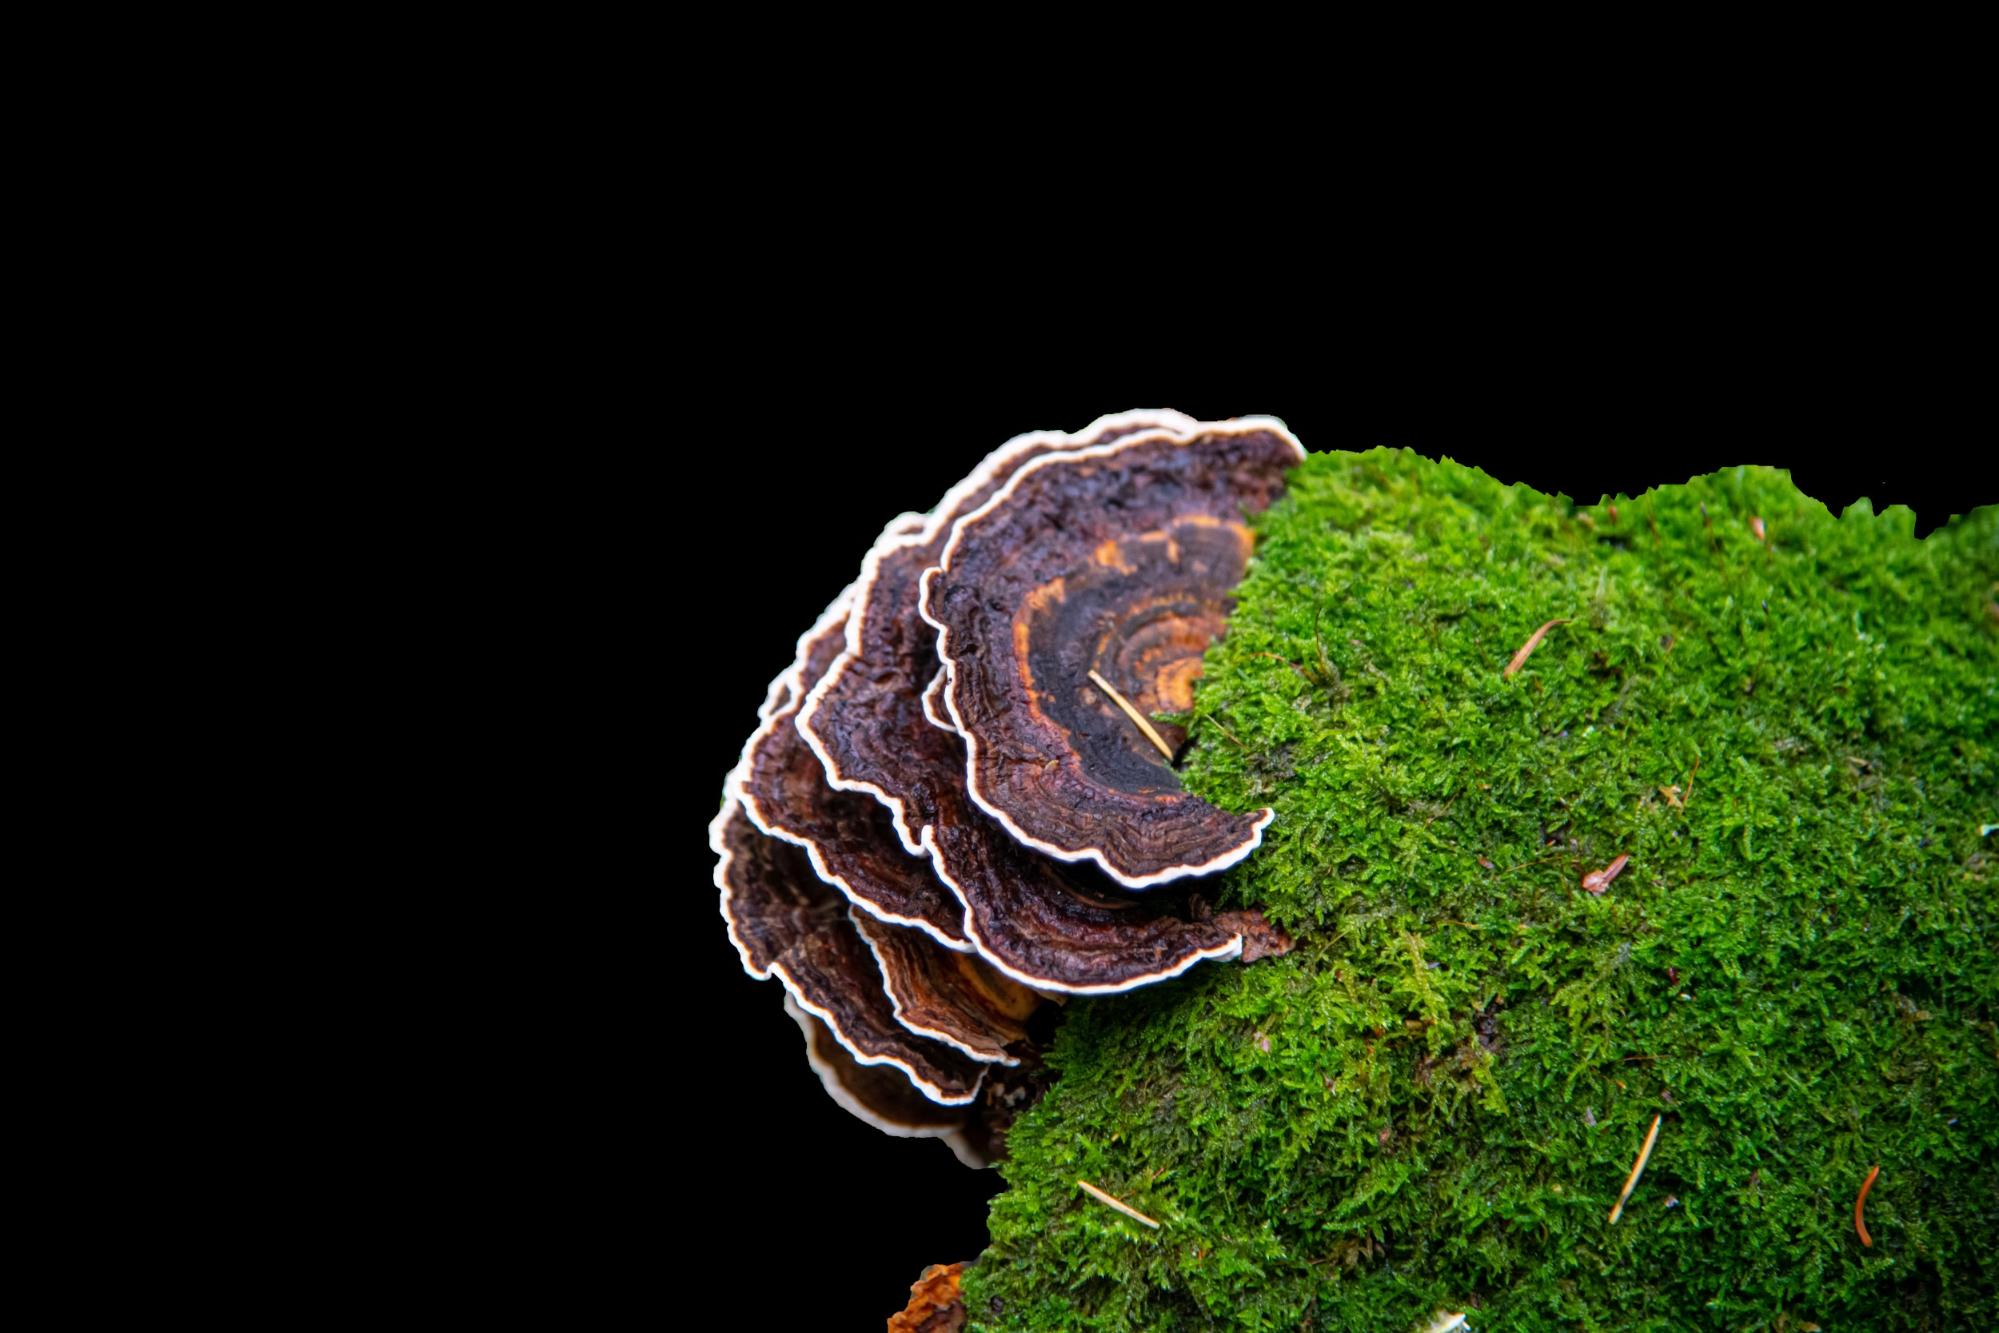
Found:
<box><xmin>964</xmin><ymin>453</ymin><xmax>1997</xmax><ymax>1331</ymax></box>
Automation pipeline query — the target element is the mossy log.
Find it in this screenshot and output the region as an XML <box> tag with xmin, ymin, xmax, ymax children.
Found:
<box><xmin>963</xmin><ymin>453</ymin><xmax>1998</xmax><ymax>1331</ymax></box>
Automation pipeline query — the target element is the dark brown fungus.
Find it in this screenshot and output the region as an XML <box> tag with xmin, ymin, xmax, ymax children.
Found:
<box><xmin>711</xmin><ymin>797</ymin><xmax>837</xmax><ymax>982</ymax></box>
<box><xmin>710</xmin><ymin>800</ymin><xmax>986</xmax><ymax>1104</ymax></box>
<box><xmin>786</xmin><ymin>995</ymin><xmax>1051</xmax><ymax>1170</ymax></box>
<box><xmin>920</xmin><ymin>770</ymin><xmax>1244</xmax><ymax>992</ymax></box>
<box><xmin>714</xmin><ymin>413</ymin><xmax>1295</xmax><ymax>1161</ymax></box>
<box><xmin>782</xmin><ymin>995</ymin><xmax>982</xmax><ymax>1168</ymax></box>
<box><xmin>851</xmin><ymin>910</ymin><xmax>1039</xmax><ymax>1064</ymax></box>
<box><xmin>799</xmin><ymin>410</ymin><xmax>1195</xmax><ymax>855</ymax></box>
<box><xmin>921</xmin><ymin>420</ymin><xmax>1304</xmax><ymax>887</ymax></box>
<box><xmin>959</xmin><ymin>1057</ymin><xmax>1054</xmax><ymax>1165</ymax></box>
<box><xmin>785</xmin><ymin>921</ymin><xmax>987</xmax><ymax>1105</ymax></box>
<box><xmin>736</xmin><ymin>587</ymin><xmax>969</xmax><ymax>950</ymax></box>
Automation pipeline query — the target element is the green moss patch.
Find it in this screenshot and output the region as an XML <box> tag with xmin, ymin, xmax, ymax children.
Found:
<box><xmin>965</xmin><ymin>452</ymin><xmax>1997</xmax><ymax>1331</ymax></box>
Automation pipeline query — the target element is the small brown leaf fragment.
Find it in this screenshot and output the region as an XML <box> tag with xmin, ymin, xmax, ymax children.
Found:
<box><xmin>1504</xmin><ymin>618</ymin><xmax>1570</xmax><ymax>678</ymax></box>
<box><xmin>1582</xmin><ymin>853</ymin><xmax>1630</xmax><ymax>895</ymax></box>
<box><xmin>889</xmin><ymin>1262</ymin><xmax>967</xmax><ymax>1333</ymax></box>
<box><xmin>1659</xmin><ymin>785</ymin><xmax>1684</xmax><ymax>809</ymax></box>
<box><xmin>1215</xmin><ymin>908</ymin><xmax>1294</xmax><ymax>963</ymax></box>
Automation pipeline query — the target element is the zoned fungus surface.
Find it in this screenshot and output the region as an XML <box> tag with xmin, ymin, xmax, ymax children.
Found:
<box><xmin>919</xmin><ymin>770</ymin><xmax>1245</xmax><ymax>994</ymax></box>
<box><xmin>852</xmin><ymin>909</ymin><xmax>1038</xmax><ymax>1066</ymax></box>
<box><xmin>961</xmin><ymin>454</ymin><xmax>1998</xmax><ymax>1331</ymax></box>
<box><xmin>801</xmin><ymin>409</ymin><xmax>1195</xmax><ymax>858</ymax></box>
<box><xmin>922</xmin><ymin>421</ymin><xmax>1305</xmax><ymax>888</ymax></box>
<box><xmin>740</xmin><ymin>589</ymin><xmax>969</xmax><ymax>950</ymax></box>
<box><xmin>713</xmin><ymin>801</ymin><xmax>986</xmax><ymax>1104</ymax></box>
<box><xmin>717</xmin><ymin>411</ymin><xmax>1296</xmax><ymax>1160</ymax></box>
<box><xmin>782</xmin><ymin>995</ymin><xmax>980</xmax><ymax>1167</ymax></box>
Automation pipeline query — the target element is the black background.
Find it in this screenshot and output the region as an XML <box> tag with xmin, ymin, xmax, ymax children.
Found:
<box><xmin>684</xmin><ymin>334</ymin><xmax>1991</xmax><ymax>1323</ymax></box>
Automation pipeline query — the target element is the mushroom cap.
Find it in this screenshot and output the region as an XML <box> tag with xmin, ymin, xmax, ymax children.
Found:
<box><xmin>919</xmin><ymin>769</ymin><xmax>1245</xmax><ymax>993</ymax></box>
<box><xmin>852</xmin><ymin>909</ymin><xmax>1038</xmax><ymax>1065</ymax></box>
<box><xmin>713</xmin><ymin>413</ymin><xmax>1299</xmax><ymax>1158</ymax></box>
<box><xmin>737</xmin><ymin>588</ymin><xmax>968</xmax><ymax>950</ymax></box>
<box><xmin>799</xmin><ymin>411</ymin><xmax>1196</xmax><ymax>856</ymax></box>
<box><xmin>712</xmin><ymin>794</ymin><xmax>834</xmax><ymax>983</ymax></box>
<box><xmin>921</xmin><ymin>420</ymin><xmax>1304</xmax><ymax>887</ymax></box>
<box><xmin>712</xmin><ymin>801</ymin><xmax>986</xmax><ymax>1104</ymax></box>
<box><xmin>782</xmin><ymin>994</ymin><xmax>984</xmax><ymax>1168</ymax></box>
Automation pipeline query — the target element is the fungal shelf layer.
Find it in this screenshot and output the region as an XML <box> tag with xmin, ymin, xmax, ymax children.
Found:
<box><xmin>709</xmin><ymin>410</ymin><xmax>1302</xmax><ymax>1164</ymax></box>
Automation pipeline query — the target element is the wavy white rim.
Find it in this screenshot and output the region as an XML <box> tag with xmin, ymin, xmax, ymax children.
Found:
<box><xmin>852</xmin><ymin>907</ymin><xmax>1020</xmax><ymax>1066</ymax></box>
<box><xmin>918</xmin><ymin>666</ymin><xmax>956</xmax><ymax>733</ymax></box>
<box><xmin>710</xmin><ymin>790</ymin><xmax>773</xmax><ymax>981</ymax></box>
<box><xmin>729</xmin><ymin>581</ymin><xmax>973</xmax><ymax>954</ymax></box>
<box><xmin>798</xmin><ymin>410</ymin><xmax>1200</xmax><ymax>857</ymax></box>
<box><xmin>718</xmin><ymin>760</ymin><xmax>984</xmax><ymax>1102</ymax></box>
<box><xmin>782</xmin><ymin>993</ymin><xmax>986</xmax><ymax>1167</ymax></box>
<box><xmin>768</xmin><ymin>954</ymin><xmax>987</xmax><ymax>1106</ymax></box>
<box><xmin>916</xmin><ymin>417</ymin><xmax>1301</xmax><ymax>889</ymax></box>
<box><xmin>717</xmin><ymin>581</ymin><xmax>990</xmax><ymax>1104</ymax></box>
<box><xmin>717</xmin><ymin>598</ymin><xmax>842</xmax><ymax>982</ymax></box>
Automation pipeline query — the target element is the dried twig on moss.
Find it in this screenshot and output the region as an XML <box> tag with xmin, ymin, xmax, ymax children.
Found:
<box><xmin>1608</xmin><ymin>1114</ymin><xmax>1663</xmax><ymax>1225</ymax></box>
<box><xmin>1503</xmin><ymin>619</ymin><xmax>1570</xmax><ymax>678</ymax></box>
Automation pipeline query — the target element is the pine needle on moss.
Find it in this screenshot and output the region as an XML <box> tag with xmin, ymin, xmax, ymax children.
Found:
<box><xmin>1502</xmin><ymin>617</ymin><xmax>1570</xmax><ymax>677</ymax></box>
<box><xmin>1607</xmin><ymin>1113</ymin><xmax>1663</xmax><ymax>1225</ymax></box>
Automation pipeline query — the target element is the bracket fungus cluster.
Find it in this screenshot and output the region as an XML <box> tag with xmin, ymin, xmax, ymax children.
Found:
<box><xmin>711</xmin><ymin>411</ymin><xmax>1304</xmax><ymax>1163</ymax></box>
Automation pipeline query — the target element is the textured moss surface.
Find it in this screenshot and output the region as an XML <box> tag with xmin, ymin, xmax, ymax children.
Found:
<box><xmin>964</xmin><ymin>453</ymin><xmax>1997</xmax><ymax>1331</ymax></box>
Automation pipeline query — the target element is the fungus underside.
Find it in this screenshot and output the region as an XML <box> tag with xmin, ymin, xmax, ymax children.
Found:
<box><xmin>965</xmin><ymin>452</ymin><xmax>1997</xmax><ymax>1330</ymax></box>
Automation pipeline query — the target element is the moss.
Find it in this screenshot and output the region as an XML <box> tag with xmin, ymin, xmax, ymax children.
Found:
<box><xmin>964</xmin><ymin>453</ymin><xmax>1998</xmax><ymax>1331</ymax></box>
